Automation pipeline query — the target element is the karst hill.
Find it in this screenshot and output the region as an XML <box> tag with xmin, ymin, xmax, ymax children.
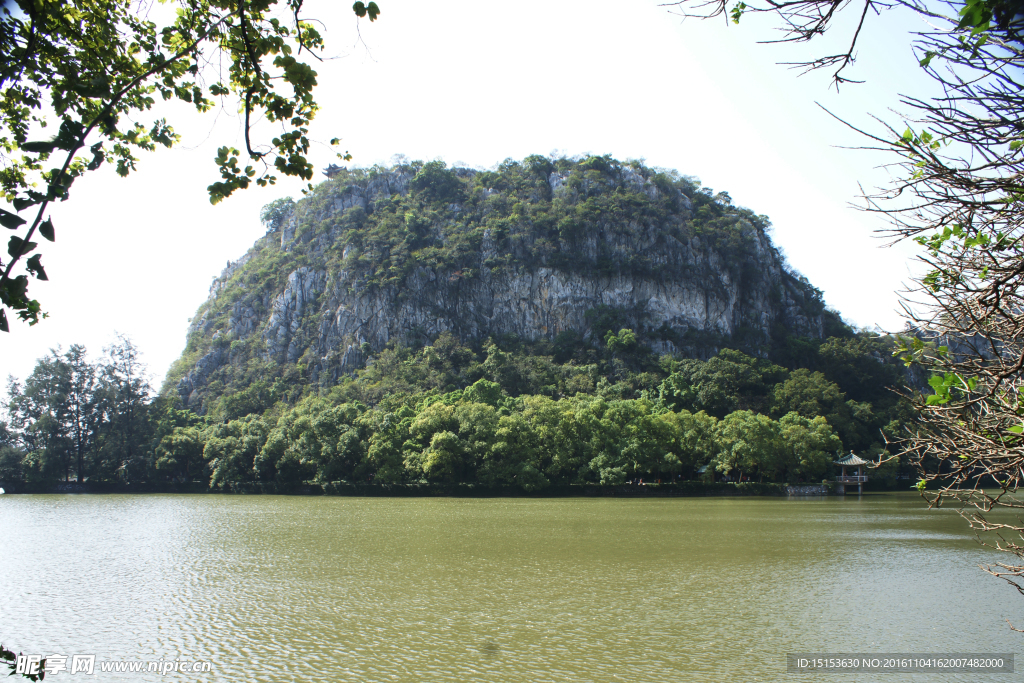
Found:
<box><xmin>166</xmin><ymin>154</ymin><xmax>834</xmax><ymax>413</ymax></box>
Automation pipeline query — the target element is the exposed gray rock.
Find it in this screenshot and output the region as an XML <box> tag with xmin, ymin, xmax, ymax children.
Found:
<box><xmin>177</xmin><ymin>347</ymin><xmax>226</xmax><ymax>407</ymax></box>
<box><xmin>263</xmin><ymin>267</ymin><xmax>327</xmax><ymax>362</ymax></box>
<box><xmin>340</xmin><ymin>343</ymin><xmax>366</xmax><ymax>373</ymax></box>
<box><xmin>281</xmin><ymin>214</ymin><xmax>297</xmax><ymax>249</ymax></box>
<box><xmin>172</xmin><ymin>164</ymin><xmax>826</xmax><ymax>404</ymax></box>
<box><xmin>548</xmin><ymin>171</ymin><xmax>568</xmax><ymax>196</ymax></box>
<box><xmin>299</xmin><ymin>229</ymin><xmax>822</xmax><ymax>380</ymax></box>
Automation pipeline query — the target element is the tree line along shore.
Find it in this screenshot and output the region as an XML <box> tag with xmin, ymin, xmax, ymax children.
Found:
<box><xmin>2</xmin><ymin>326</ymin><xmax>917</xmax><ymax>493</ymax></box>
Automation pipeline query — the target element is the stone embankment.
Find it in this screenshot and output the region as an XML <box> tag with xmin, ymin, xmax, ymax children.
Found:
<box><xmin>785</xmin><ymin>484</ymin><xmax>833</xmax><ymax>496</ymax></box>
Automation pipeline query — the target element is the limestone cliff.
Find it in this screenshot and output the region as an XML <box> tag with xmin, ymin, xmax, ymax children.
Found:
<box><xmin>166</xmin><ymin>155</ymin><xmax>827</xmax><ymax>412</ymax></box>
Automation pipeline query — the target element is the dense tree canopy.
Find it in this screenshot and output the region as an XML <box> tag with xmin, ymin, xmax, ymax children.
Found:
<box><xmin>2</xmin><ymin>326</ymin><xmax>914</xmax><ymax>490</ymax></box>
<box><xmin>4</xmin><ymin>336</ymin><xmax>156</xmax><ymax>483</ymax></box>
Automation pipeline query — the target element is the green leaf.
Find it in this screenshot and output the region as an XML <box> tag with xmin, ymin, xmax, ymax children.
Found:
<box><xmin>956</xmin><ymin>0</ymin><xmax>987</xmax><ymax>30</ymax></box>
<box><xmin>86</xmin><ymin>142</ymin><xmax>104</xmax><ymax>171</ymax></box>
<box><xmin>39</xmin><ymin>218</ymin><xmax>55</xmax><ymax>242</ymax></box>
<box><xmin>927</xmin><ymin>373</ymin><xmax>948</xmax><ymax>392</ymax></box>
<box><xmin>0</xmin><ymin>274</ymin><xmax>29</xmax><ymax>304</ymax></box>
<box><xmin>0</xmin><ymin>309</ymin><xmax>7</xmax><ymax>333</ymax></box>
<box><xmin>0</xmin><ymin>208</ymin><xmax>26</xmax><ymax>230</ymax></box>
<box><xmin>353</xmin><ymin>1</ymin><xmax>380</xmax><ymax>20</ymax></box>
<box><xmin>730</xmin><ymin>1</ymin><xmax>746</xmax><ymax>24</ymax></box>
<box><xmin>8</xmin><ymin>236</ymin><xmax>37</xmax><ymax>258</ymax></box>
<box><xmin>926</xmin><ymin>372</ymin><xmax>957</xmax><ymax>405</ymax></box>
<box><xmin>1008</xmin><ymin>425</ymin><xmax>1023</xmax><ymax>434</ymax></box>
<box><xmin>20</xmin><ymin>140</ymin><xmax>56</xmax><ymax>154</ymax></box>
<box><xmin>26</xmin><ymin>254</ymin><xmax>47</xmax><ymax>281</ymax></box>
<box><xmin>15</xmin><ymin>296</ymin><xmax>44</xmax><ymax>325</ymax></box>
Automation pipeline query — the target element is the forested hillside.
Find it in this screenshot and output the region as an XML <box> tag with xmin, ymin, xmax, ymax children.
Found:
<box><xmin>1</xmin><ymin>311</ymin><xmax>914</xmax><ymax>490</ymax></box>
<box><xmin>0</xmin><ymin>156</ymin><xmax>917</xmax><ymax>491</ymax></box>
<box><xmin>169</xmin><ymin>155</ymin><xmax>830</xmax><ymax>415</ymax></box>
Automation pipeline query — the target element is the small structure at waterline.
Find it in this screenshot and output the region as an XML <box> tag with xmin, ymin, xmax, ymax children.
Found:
<box><xmin>835</xmin><ymin>451</ymin><xmax>869</xmax><ymax>494</ymax></box>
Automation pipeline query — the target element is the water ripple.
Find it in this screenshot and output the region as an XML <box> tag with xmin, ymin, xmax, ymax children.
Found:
<box><xmin>0</xmin><ymin>494</ymin><xmax>1017</xmax><ymax>682</ymax></box>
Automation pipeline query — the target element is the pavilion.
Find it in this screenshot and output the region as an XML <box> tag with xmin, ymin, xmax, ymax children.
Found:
<box><xmin>835</xmin><ymin>451</ymin><xmax>869</xmax><ymax>495</ymax></box>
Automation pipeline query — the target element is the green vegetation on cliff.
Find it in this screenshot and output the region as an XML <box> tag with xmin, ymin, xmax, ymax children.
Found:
<box><xmin>168</xmin><ymin>154</ymin><xmax>829</xmax><ymax>416</ymax></box>
<box><xmin>312</xmin><ymin>155</ymin><xmax>769</xmax><ymax>285</ymax></box>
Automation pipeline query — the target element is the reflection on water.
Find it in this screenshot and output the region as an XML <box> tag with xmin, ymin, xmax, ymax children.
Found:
<box><xmin>0</xmin><ymin>493</ymin><xmax>1020</xmax><ymax>682</ymax></box>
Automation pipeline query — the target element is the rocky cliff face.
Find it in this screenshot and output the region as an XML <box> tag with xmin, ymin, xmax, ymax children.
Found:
<box><xmin>168</xmin><ymin>156</ymin><xmax>825</xmax><ymax>411</ymax></box>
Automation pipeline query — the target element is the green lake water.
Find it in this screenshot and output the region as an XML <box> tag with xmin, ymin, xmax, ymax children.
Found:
<box><xmin>0</xmin><ymin>492</ymin><xmax>1020</xmax><ymax>681</ymax></box>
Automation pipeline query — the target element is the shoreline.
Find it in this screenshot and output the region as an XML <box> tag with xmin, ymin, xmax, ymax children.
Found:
<box><xmin>0</xmin><ymin>481</ymin><xmax>904</xmax><ymax>497</ymax></box>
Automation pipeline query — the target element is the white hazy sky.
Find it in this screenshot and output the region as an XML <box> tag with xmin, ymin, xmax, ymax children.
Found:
<box><xmin>2</xmin><ymin>0</ymin><xmax>934</xmax><ymax>389</ymax></box>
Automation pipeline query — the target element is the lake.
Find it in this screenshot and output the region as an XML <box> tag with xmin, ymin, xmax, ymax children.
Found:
<box><xmin>0</xmin><ymin>492</ymin><xmax>1020</xmax><ymax>681</ymax></box>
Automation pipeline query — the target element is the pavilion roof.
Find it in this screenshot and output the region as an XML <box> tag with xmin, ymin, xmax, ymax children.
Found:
<box><xmin>834</xmin><ymin>451</ymin><xmax>870</xmax><ymax>467</ymax></box>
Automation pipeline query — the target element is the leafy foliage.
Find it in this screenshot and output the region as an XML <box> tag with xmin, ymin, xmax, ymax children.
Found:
<box><xmin>2</xmin><ymin>328</ymin><xmax>915</xmax><ymax>490</ymax></box>
<box><xmin>260</xmin><ymin>197</ymin><xmax>295</xmax><ymax>232</ymax></box>
<box><xmin>0</xmin><ymin>0</ymin><xmax>378</xmax><ymax>330</ymax></box>
<box><xmin>4</xmin><ymin>336</ymin><xmax>156</xmax><ymax>484</ymax></box>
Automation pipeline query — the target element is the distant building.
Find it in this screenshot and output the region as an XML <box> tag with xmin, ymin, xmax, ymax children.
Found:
<box><xmin>323</xmin><ymin>164</ymin><xmax>343</xmax><ymax>179</ymax></box>
<box><xmin>835</xmin><ymin>451</ymin><xmax>869</xmax><ymax>494</ymax></box>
